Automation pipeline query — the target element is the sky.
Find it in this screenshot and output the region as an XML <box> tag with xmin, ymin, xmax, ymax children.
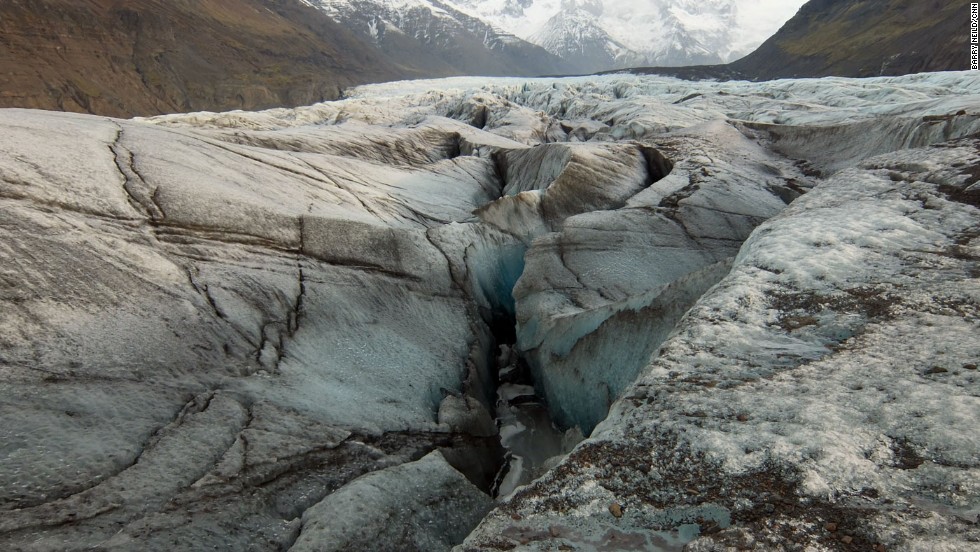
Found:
<box><xmin>730</xmin><ymin>0</ymin><xmax>810</xmax><ymax>58</ymax></box>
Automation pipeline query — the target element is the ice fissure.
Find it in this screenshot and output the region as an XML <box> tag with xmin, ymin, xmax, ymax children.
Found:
<box><xmin>441</xmin><ymin>129</ymin><xmax>762</xmax><ymax>499</ymax></box>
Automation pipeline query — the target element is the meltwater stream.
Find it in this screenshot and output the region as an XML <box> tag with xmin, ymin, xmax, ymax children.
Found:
<box><xmin>490</xmin><ymin>344</ymin><xmax>582</xmax><ymax>499</ymax></box>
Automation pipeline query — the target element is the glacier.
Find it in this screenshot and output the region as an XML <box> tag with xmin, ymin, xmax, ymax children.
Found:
<box><xmin>0</xmin><ymin>71</ymin><xmax>978</xmax><ymax>550</ymax></box>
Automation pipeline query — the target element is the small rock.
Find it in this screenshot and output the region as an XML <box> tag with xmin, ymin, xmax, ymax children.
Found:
<box><xmin>963</xmin><ymin>363</ymin><xmax>977</xmax><ymax>370</ymax></box>
<box><xmin>873</xmin><ymin>544</ymin><xmax>887</xmax><ymax>552</ymax></box>
<box><xmin>736</xmin><ymin>413</ymin><xmax>749</xmax><ymax>422</ymax></box>
<box><xmin>824</xmin><ymin>522</ymin><xmax>838</xmax><ymax>532</ymax></box>
<box><xmin>609</xmin><ymin>503</ymin><xmax>624</xmax><ymax>518</ymax></box>
<box><xmin>924</xmin><ymin>366</ymin><xmax>948</xmax><ymax>374</ymax></box>
<box><xmin>841</xmin><ymin>535</ymin><xmax>853</xmax><ymax>545</ymax></box>
<box><xmin>860</xmin><ymin>487</ymin><xmax>879</xmax><ymax>498</ymax></box>
<box><xmin>510</xmin><ymin>513</ymin><xmax>522</xmax><ymax>521</ymax></box>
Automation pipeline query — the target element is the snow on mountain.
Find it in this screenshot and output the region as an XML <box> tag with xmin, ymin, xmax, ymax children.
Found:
<box><xmin>298</xmin><ymin>0</ymin><xmax>807</xmax><ymax>74</ymax></box>
<box><xmin>451</xmin><ymin>0</ymin><xmax>808</xmax><ymax>71</ymax></box>
<box><xmin>306</xmin><ymin>0</ymin><xmax>512</xmax><ymax>48</ymax></box>
<box><xmin>529</xmin><ymin>4</ymin><xmax>646</xmax><ymax>72</ymax></box>
<box><xmin>301</xmin><ymin>0</ymin><xmax>568</xmax><ymax>76</ymax></box>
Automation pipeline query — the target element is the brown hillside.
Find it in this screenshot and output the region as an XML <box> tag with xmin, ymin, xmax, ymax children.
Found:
<box><xmin>730</xmin><ymin>0</ymin><xmax>968</xmax><ymax>78</ymax></box>
<box><xmin>0</xmin><ymin>0</ymin><xmax>412</xmax><ymax>117</ymax></box>
<box><xmin>622</xmin><ymin>0</ymin><xmax>968</xmax><ymax>81</ymax></box>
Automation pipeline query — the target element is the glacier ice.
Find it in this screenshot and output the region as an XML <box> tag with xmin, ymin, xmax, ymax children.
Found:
<box><xmin>460</xmin><ymin>113</ymin><xmax>980</xmax><ymax>551</ymax></box>
<box><xmin>1</xmin><ymin>71</ymin><xmax>978</xmax><ymax>550</ymax></box>
<box><xmin>290</xmin><ymin>451</ymin><xmax>493</xmax><ymax>552</ymax></box>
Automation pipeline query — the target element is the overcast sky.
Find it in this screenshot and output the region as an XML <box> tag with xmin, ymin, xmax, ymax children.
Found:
<box><xmin>731</xmin><ymin>0</ymin><xmax>809</xmax><ymax>55</ymax></box>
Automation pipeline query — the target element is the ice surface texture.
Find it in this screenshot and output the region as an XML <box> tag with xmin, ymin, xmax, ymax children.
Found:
<box><xmin>1</xmin><ymin>71</ymin><xmax>978</xmax><ymax>550</ymax></box>
<box><xmin>460</xmin><ymin>126</ymin><xmax>980</xmax><ymax>550</ymax></box>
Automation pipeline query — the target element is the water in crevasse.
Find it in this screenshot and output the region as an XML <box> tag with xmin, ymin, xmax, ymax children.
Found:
<box><xmin>491</xmin><ymin>344</ymin><xmax>583</xmax><ymax>500</ymax></box>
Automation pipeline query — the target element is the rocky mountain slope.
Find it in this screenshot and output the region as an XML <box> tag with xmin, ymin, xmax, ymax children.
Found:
<box><xmin>302</xmin><ymin>0</ymin><xmax>569</xmax><ymax>77</ymax></box>
<box><xmin>0</xmin><ymin>0</ymin><xmax>419</xmax><ymax>118</ymax></box>
<box><xmin>0</xmin><ymin>0</ymin><xmax>575</xmax><ymax>118</ymax></box>
<box><xmin>2</xmin><ymin>69</ymin><xmax>978</xmax><ymax>550</ymax></box>
<box><xmin>730</xmin><ymin>0</ymin><xmax>970</xmax><ymax>78</ymax></box>
<box><xmin>632</xmin><ymin>0</ymin><xmax>970</xmax><ymax>80</ymax></box>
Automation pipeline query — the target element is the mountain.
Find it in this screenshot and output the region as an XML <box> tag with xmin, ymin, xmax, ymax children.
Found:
<box><xmin>730</xmin><ymin>0</ymin><xmax>969</xmax><ymax>78</ymax></box>
<box><xmin>0</xmin><ymin>0</ymin><xmax>414</xmax><ymax>118</ymax></box>
<box><xmin>451</xmin><ymin>0</ymin><xmax>807</xmax><ymax>72</ymax></box>
<box><xmin>528</xmin><ymin>3</ymin><xmax>646</xmax><ymax>73</ymax></box>
<box><xmin>302</xmin><ymin>0</ymin><xmax>569</xmax><ymax>76</ymax></box>
<box><xmin>625</xmin><ymin>0</ymin><xmax>969</xmax><ymax>80</ymax></box>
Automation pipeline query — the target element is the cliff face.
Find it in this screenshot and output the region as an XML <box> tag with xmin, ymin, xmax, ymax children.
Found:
<box><xmin>730</xmin><ymin>0</ymin><xmax>968</xmax><ymax>78</ymax></box>
<box><xmin>0</xmin><ymin>0</ymin><xmax>411</xmax><ymax>117</ymax></box>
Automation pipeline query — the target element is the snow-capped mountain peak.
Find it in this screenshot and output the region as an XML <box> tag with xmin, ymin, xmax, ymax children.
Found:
<box><xmin>301</xmin><ymin>0</ymin><xmax>568</xmax><ymax>76</ymax></box>
<box><xmin>298</xmin><ymin>0</ymin><xmax>807</xmax><ymax>75</ymax></box>
<box><xmin>529</xmin><ymin>4</ymin><xmax>641</xmax><ymax>71</ymax></box>
<box><xmin>451</xmin><ymin>0</ymin><xmax>808</xmax><ymax>71</ymax></box>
